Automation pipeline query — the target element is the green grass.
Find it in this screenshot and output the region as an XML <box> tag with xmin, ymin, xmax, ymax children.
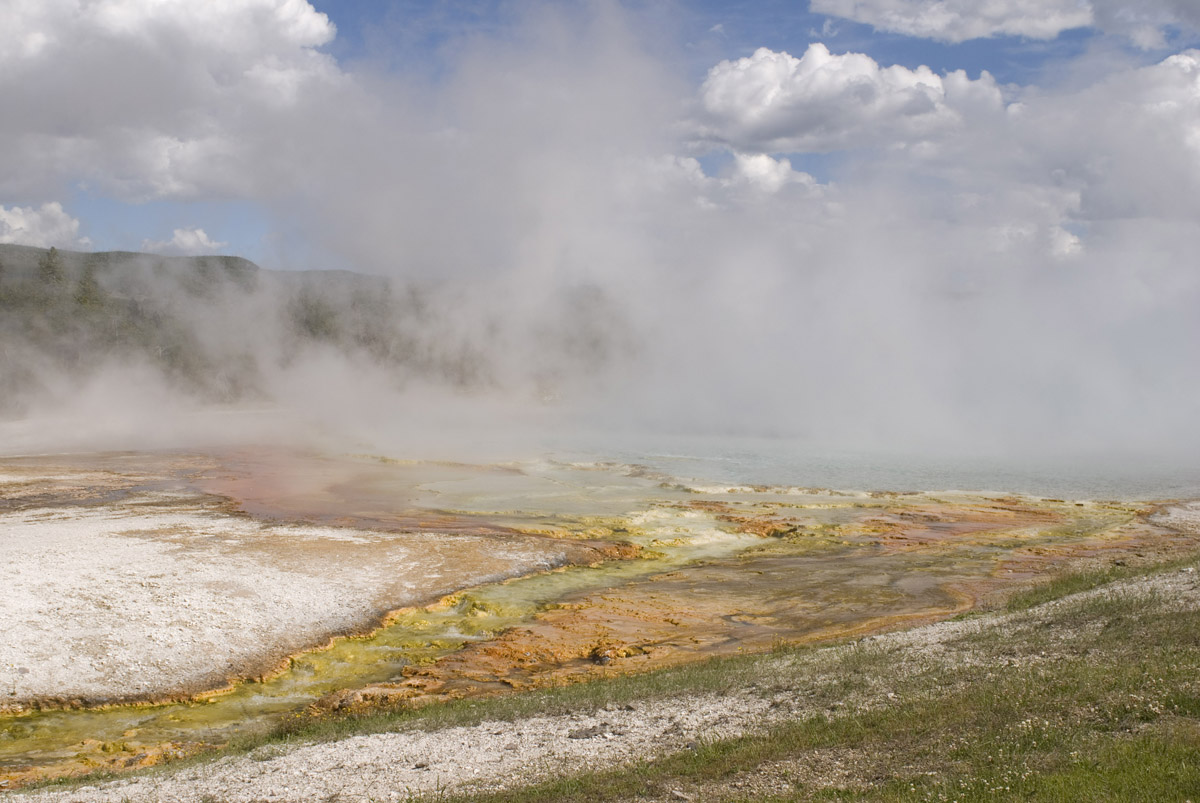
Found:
<box><xmin>415</xmin><ymin>557</ymin><xmax>1200</xmax><ymax>802</ymax></box>
<box><xmin>1004</xmin><ymin>551</ymin><xmax>1200</xmax><ymax>612</ymax></box>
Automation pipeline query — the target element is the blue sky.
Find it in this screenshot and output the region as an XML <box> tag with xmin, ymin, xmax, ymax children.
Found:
<box><xmin>304</xmin><ymin>1</ymin><xmax>1191</xmax><ymax>89</ymax></box>
<box><xmin>312</xmin><ymin>0</ymin><xmax>1109</xmax><ymax>85</ymax></box>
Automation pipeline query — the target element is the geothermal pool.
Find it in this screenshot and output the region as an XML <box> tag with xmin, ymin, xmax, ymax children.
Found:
<box><xmin>1</xmin><ymin>448</ymin><xmax>1197</xmax><ymax>786</ymax></box>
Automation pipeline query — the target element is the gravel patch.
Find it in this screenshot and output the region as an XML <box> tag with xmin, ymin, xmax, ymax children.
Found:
<box><xmin>1152</xmin><ymin>501</ymin><xmax>1200</xmax><ymax>534</ymax></box>
<box><xmin>15</xmin><ymin>692</ymin><xmax>773</xmax><ymax>802</ymax></box>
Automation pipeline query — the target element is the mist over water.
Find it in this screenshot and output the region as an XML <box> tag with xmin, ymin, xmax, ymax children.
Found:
<box><xmin>570</xmin><ymin>435</ymin><xmax>1200</xmax><ymax>501</ymax></box>
<box><xmin>2</xmin><ymin>2</ymin><xmax>1199</xmax><ymax>495</ymax></box>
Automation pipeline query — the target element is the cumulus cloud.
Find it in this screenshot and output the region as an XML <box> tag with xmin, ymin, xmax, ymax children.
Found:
<box><xmin>141</xmin><ymin>227</ymin><xmax>229</xmax><ymax>255</ymax></box>
<box><xmin>726</xmin><ymin>153</ymin><xmax>818</xmax><ymax>193</ymax></box>
<box><xmin>0</xmin><ymin>0</ymin><xmax>342</xmax><ymax>201</ymax></box>
<box><xmin>0</xmin><ymin>202</ymin><xmax>89</xmax><ymax>248</ymax></box>
<box><xmin>812</xmin><ymin>0</ymin><xmax>1200</xmax><ymax>46</ymax></box>
<box><xmin>693</xmin><ymin>44</ymin><xmax>1004</xmax><ymax>153</ymax></box>
<box><xmin>687</xmin><ymin>41</ymin><xmax>1200</xmax><ymax>237</ymax></box>
<box><xmin>993</xmin><ymin>50</ymin><xmax>1200</xmax><ymax>223</ymax></box>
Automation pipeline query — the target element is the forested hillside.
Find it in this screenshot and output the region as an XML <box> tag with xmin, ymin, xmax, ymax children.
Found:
<box><xmin>0</xmin><ymin>244</ymin><xmax>491</xmax><ymax>414</ymax></box>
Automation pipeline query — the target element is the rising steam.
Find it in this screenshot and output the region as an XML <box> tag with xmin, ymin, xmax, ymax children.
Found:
<box><xmin>2</xmin><ymin>2</ymin><xmax>1198</xmax><ymax>465</ymax></box>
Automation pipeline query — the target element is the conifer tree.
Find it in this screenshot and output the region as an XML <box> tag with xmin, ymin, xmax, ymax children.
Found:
<box><xmin>38</xmin><ymin>247</ymin><xmax>64</xmax><ymax>286</ymax></box>
<box><xmin>75</xmin><ymin>262</ymin><xmax>102</xmax><ymax>306</ymax></box>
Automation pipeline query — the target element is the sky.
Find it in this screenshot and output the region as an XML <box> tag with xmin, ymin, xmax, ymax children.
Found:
<box><xmin>5</xmin><ymin>0</ymin><xmax>1198</xmax><ymax>262</ymax></box>
<box><xmin>2</xmin><ymin>0</ymin><xmax>1200</xmax><ymax>458</ymax></box>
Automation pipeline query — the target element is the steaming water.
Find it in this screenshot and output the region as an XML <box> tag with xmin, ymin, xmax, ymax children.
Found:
<box><xmin>539</xmin><ymin>433</ymin><xmax>1200</xmax><ymax>500</ymax></box>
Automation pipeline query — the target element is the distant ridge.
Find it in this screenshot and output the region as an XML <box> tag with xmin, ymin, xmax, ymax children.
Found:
<box><xmin>0</xmin><ymin>242</ymin><xmax>260</xmax><ymax>281</ymax></box>
<box><xmin>0</xmin><ymin>244</ymin><xmax>480</xmax><ymax>414</ymax></box>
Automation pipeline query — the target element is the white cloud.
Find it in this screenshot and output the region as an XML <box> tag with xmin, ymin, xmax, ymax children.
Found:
<box><xmin>726</xmin><ymin>153</ymin><xmax>818</xmax><ymax>193</ymax></box>
<box><xmin>1091</xmin><ymin>0</ymin><xmax>1200</xmax><ymax>49</ymax></box>
<box><xmin>688</xmin><ymin>42</ymin><xmax>1200</xmax><ymax>243</ymax></box>
<box><xmin>633</xmin><ymin>152</ymin><xmax>826</xmax><ymax>210</ymax></box>
<box><xmin>0</xmin><ymin>202</ymin><xmax>90</xmax><ymax>248</ymax></box>
<box><xmin>0</xmin><ymin>0</ymin><xmax>342</xmax><ymax>201</ymax></box>
<box><xmin>86</xmin><ymin>0</ymin><xmax>334</xmax><ymax>51</ymax></box>
<box><xmin>812</xmin><ymin>0</ymin><xmax>1200</xmax><ymax>46</ymax></box>
<box><xmin>142</xmin><ymin>227</ymin><xmax>229</xmax><ymax>255</ymax></box>
<box><xmin>694</xmin><ymin>44</ymin><xmax>1004</xmax><ymax>153</ymax></box>
<box><xmin>996</xmin><ymin>50</ymin><xmax>1200</xmax><ymax>223</ymax></box>
<box><xmin>810</xmin><ymin>0</ymin><xmax>1091</xmax><ymax>42</ymax></box>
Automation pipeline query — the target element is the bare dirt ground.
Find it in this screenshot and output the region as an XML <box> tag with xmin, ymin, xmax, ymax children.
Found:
<box><xmin>13</xmin><ymin>555</ymin><xmax>1199</xmax><ymax>803</ymax></box>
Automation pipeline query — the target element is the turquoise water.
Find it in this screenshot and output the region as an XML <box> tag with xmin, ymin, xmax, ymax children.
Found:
<box><xmin>534</xmin><ymin>434</ymin><xmax>1200</xmax><ymax>500</ymax></box>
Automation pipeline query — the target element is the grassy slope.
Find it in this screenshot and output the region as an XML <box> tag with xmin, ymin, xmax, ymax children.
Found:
<box><xmin>413</xmin><ymin>557</ymin><xmax>1200</xmax><ymax>803</ymax></box>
